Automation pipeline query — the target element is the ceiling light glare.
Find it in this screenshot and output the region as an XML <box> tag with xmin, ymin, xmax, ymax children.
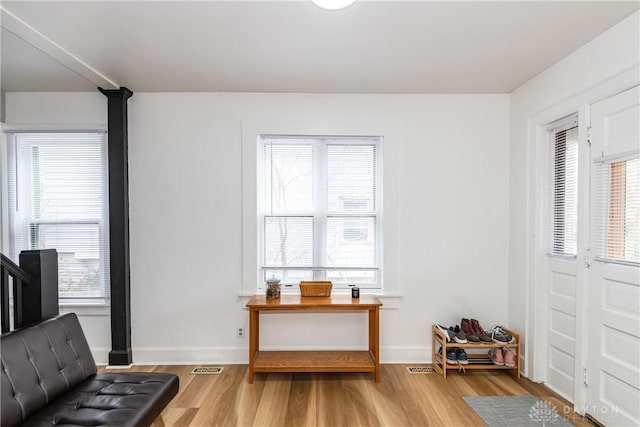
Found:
<box><xmin>311</xmin><ymin>0</ymin><xmax>357</xmax><ymax>11</ymax></box>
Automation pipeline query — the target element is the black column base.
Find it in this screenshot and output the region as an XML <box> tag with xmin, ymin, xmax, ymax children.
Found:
<box><xmin>108</xmin><ymin>349</ymin><xmax>133</xmax><ymax>366</ymax></box>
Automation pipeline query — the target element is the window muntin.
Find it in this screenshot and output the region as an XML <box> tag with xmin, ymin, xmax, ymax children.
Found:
<box><xmin>260</xmin><ymin>136</ymin><xmax>381</xmax><ymax>290</ymax></box>
<box><xmin>7</xmin><ymin>133</ymin><xmax>110</xmax><ymax>301</ymax></box>
<box><xmin>549</xmin><ymin>123</ymin><xmax>579</xmax><ymax>257</ymax></box>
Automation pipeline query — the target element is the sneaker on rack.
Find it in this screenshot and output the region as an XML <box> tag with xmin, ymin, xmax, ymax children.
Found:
<box><xmin>489</xmin><ymin>348</ymin><xmax>504</xmax><ymax>366</ymax></box>
<box><xmin>456</xmin><ymin>348</ymin><xmax>469</xmax><ymax>365</ymax></box>
<box><xmin>503</xmin><ymin>347</ymin><xmax>516</xmax><ymax>367</ymax></box>
<box><xmin>470</xmin><ymin>319</ymin><xmax>493</xmax><ymax>342</ymax></box>
<box><xmin>439</xmin><ymin>347</ymin><xmax>458</xmax><ymax>365</ymax></box>
<box><xmin>487</xmin><ymin>325</ymin><xmax>515</xmax><ymax>344</ymax></box>
<box><xmin>449</xmin><ymin>326</ymin><xmax>467</xmax><ymax>344</ymax></box>
<box><xmin>435</xmin><ymin>324</ymin><xmax>455</xmax><ymax>342</ymax></box>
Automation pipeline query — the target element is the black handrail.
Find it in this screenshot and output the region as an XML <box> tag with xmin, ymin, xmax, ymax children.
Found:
<box><xmin>1</xmin><ymin>252</ymin><xmax>30</xmax><ymax>333</ymax></box>
<box><xmin>1</xmin><ymin>253</ymin><xmax>30</xmax><ymax>283</ymax></box>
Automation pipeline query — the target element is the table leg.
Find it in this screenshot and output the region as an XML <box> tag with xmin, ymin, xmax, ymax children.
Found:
<box><xmin>369</xmin><ymin>307</ymin><xmax>380</xmax><ymax>382</ymax></box>
<box><xmin>248</xmin><ymin>308</ymin><xmax>259</xmax><ymax>383</ymax></box>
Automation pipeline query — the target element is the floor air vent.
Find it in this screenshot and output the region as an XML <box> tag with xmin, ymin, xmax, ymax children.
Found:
<box><xmin>406</xmin><ymin>367</ymin><xmax>435</xmax><ymax>374</ymax></box>
<box><xmin>190</xmin><ymin>367</ymin><xmax>224</xmax><ymax>375</ymax></box>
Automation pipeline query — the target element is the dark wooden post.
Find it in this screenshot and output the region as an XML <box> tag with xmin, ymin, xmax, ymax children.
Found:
<box><xmin>99</xmin><ymin>86</ymin><xmax>134</xmax><ymax>366</ymax></box>
<box><xmin>19</xmin><ymin>249</ymin><xmax>59</xmax><ymax>327</ymax></box>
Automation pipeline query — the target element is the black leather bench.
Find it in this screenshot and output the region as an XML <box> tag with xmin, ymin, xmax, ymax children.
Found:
<box><xmin>1</xmin><ymin>313</ymin><xmax>179</xmax><ymax>427</ymax></box>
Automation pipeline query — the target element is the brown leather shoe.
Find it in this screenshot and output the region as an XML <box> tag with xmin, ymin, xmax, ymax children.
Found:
<box><xmin>466</xmin><ymin>332</ymin><xmax>481</xmax><ymax>343</ymax></box>
<box><xmin>471</xmin><ymin>319</ymin><xmax>493</xmax><ymax>342</ymax></box>
<box><xmin>470</xmin><ymin>318</ymin><xmax>484</xmax><ymax>333</ymax></box>
<box><xmin>460</xmin><ymin>319</ymin><xmax>480</xmax><ymax>342</ymax></box>
<box><xmin>461</xmin><ymin>318</ymin><xmax>473</xmax><ymax>334</ymax></box>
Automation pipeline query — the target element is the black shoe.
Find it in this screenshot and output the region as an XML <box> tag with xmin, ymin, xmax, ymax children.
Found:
<box><xmin>449</xmin><ymin>326</ymin><xmax>467</xmax><ymax>344</ymax></box>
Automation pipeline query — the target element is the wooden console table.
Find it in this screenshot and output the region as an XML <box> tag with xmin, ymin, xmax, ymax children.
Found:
<box><xmin>246</xmin><ymin>295</ymin><xmax>382</xmax><ymax>383</ymax></box>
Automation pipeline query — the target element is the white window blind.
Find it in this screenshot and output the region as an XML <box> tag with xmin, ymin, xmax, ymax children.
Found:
<box><xmin>7</xmin><ymin>133</ymin><xmax>110</xmax><ymax>300</ymax></box>
<box><xmin>548</xmin><ymin>121</ymin><xmax>579</xmax><ymax>257</ymax></box>
<box><xmin>260</xmin><ymin>136</ymin><xmax>381</xmax><ymax>289</ymax></box>
<box><xmin>594</xmin><ymin>153</ymin><xmax>640</xmax><ymax>265</ymax></box>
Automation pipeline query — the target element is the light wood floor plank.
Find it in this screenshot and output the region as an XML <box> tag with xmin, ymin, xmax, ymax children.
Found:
<box><xmin>159</xmin><ymin>408</ymin><xmax>198</xmax><ymax>427</ymax></box>
<box><xmin>283</xmin><ymin>373</ymin><xmax>316</xmax><ymax>427</ymax></box>
<box><xmin>443</xmin><ymin>369</ymin><xmax>484</xmax><ymax>398</ymax></box>
<box><xmin>365</xmin><ymin>366</ymin><xmax>412</xmax><ymax>427</ymax></box>
<box><xmin>385</xmin><ymin>363</ymin><xmax>436</xmax><ymax>426</ymax></box>
<box><xmin>190</xmin><ymin>365</ymin><xmax>245</xmax><ymax>426</ymax></box>
<box><xmin>252</xmin><ymin>373</ymin><xmax>292</xmax><ymax>427</ymax></box>
<box><xmin>316</xmin><ymin>374</ymin><xmax>347</xmax><ymax>427</ymax></box>
<box><xmin>411</xmin><ymin>368</ymin><xmax>468</xmax><ymax>426</ymax></box>
<box><xmin>173</xmin><ymin>373</ymin><xmax>221</xmax><ymax>409</ymax></box>
<box><xmin>232</xmin><ymin>371</ymin><xmax>266</xmax><ymax>427</ymax></box>
<box><xmin>341</xmin><ymin>373</ymin><xmax>380</xmax><ymax>427</ymax></box>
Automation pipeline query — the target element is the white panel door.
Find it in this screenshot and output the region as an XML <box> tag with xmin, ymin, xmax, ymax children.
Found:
<box><xmin>587</xmin><ymin>86</ymin><xmax>640</xmax><ymax>426</ymax></box>
<box><xmin>544</xmin><ymin>119</ymin><xmax>581</xmax><ymax>402</ymax></box>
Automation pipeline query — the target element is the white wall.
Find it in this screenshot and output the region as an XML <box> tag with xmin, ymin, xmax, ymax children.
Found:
<box><xmin>4</xmin><ymin>91</ymin><xmax>509</xmax><ymax>364</ymax></box>
<box><xmin>508</xmin><ymin>11</ymin><xmax>639</xmax><ymax>376</ymax></box>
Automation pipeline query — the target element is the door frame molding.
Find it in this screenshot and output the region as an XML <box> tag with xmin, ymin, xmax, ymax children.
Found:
<box><xmin>524</xmin><ymin>65</ymin><xmax>639</xmax><ymax>412</ymax></box>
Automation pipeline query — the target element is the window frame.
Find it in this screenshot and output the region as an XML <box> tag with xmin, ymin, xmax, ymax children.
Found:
<box><xmin>6</xmin><ymin>132</ymin><xmax>111</xmax><ymax>303</ymax></box>
<box><xmin>258</xmin><ymin>136</ymin><xmax>381</xmax><ymax>291</ymax></box>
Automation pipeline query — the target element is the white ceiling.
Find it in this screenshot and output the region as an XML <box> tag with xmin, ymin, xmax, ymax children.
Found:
<box><xmin>1</xmin><ymin>1</ymin><xmax>638</xmax><ymax>94</ymax></box>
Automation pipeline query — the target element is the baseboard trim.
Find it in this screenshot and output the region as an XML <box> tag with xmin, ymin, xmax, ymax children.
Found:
<box><xmin>93</xmin><ymin>345</ymin><xmax>433</xmax><ymax>365</ymax></box>
<box><xmin>131</xmin><ymin>347</ymin><xmax>247</xmax><ymax>365</ymax></box>
<box><xmin>90</xmin><ymin>348</ymin><xmax>110</xmax><ymax>366</ymax></box>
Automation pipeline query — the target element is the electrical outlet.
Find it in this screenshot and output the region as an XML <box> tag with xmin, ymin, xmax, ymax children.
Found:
<box><xmin>236</xmin><ymin>327</ymin><xmax>244</xmax><ymax>338</ymax></box>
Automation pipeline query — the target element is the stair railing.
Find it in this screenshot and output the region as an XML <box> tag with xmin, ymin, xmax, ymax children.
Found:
<box><xmin>1</xmin><ymin>252</ymin><xmax>29</xmax><ymax>333</ymax></box>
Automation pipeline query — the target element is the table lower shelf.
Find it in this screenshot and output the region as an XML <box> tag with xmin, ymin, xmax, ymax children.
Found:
<box><xmin>253</xmin><ymin>350</ymin><xmax>376</xmax><ymax>373</ymax></box>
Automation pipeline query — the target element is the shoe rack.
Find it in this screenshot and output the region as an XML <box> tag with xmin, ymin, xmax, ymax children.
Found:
<box><xmin>431</xmin><ymin>325</ymin><xmax>520</xmax><ymax>378</ymax></box>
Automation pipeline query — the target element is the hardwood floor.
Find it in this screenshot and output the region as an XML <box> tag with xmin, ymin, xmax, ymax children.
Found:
<box><xmin>100</xmin><ymin>364</ymin><xmax>591</xmax><ymax>426</ymax></box>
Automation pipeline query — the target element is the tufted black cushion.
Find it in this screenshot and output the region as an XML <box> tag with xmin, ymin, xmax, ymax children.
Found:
<box><xmin>19</xmin><ymin>373</ymin><xmax>179</xmax><ymax>427</ymax></box>
<box><xmin>1</xmin><ymin>313</ymin><xmax>179</xmax><ymax>427</ymax></box>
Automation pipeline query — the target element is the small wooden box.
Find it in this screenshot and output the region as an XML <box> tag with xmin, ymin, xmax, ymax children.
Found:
<box><xmin>299</xmin><ymin>281</ymin><xmax>333</xmax><ymax>297</ymax></box>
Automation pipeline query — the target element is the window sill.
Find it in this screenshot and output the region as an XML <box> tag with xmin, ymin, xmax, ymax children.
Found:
<box><xmin>59</xmin><ymin>302</ymin><xmax>110</xmax><ymax>316</ymax></box>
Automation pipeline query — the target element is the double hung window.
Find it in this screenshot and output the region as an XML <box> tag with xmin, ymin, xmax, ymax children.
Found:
<box><xmin>260</xmin><ymin>135</ymin><xmax>381</xmax><ymax>290</ymax></box>
<box><xmin>7</xmin><ymin>133</ymin><xmax>110</xmax><ymax>301</ymax></box>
